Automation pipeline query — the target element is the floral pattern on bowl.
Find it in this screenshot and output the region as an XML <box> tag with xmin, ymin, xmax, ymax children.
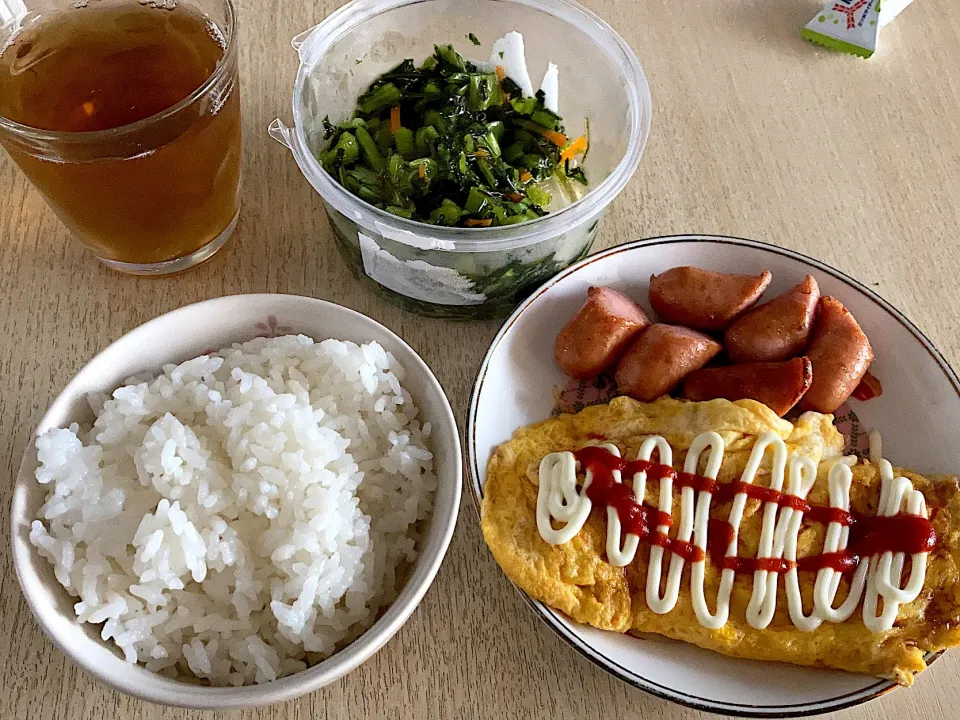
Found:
<box><xmin>255</xmin><ymin>315</ymin><xmax>293</xmax><ymax>338</ymax></box>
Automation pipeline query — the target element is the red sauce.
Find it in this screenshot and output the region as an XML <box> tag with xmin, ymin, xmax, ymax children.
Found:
<box><xmin>723</xmin><ymin>556</ymin><xmax>796</xmax><ymax>574</ymax></box>
<box><xmin>707</xmin><ymin>518</ymin><xmax>734</xmax><ymax>551</ymax></box>
<box><xmin>660</xmin><ymin>537</ymin><xmax>705</xmax><ymax>563</ymax></box>
<box><xmin>572</xmin><ymin>445</ymin><xmax>936</xmax><ymax>575</ymax></box>
<box><xmin>805</xmin><ymin>504</ymin><xmax>854</xmax><ymax>527</ymax></box>
<box><xmin>703</xmin><ymin>519</ymin><xmax>793</xmax><ymax>573</ymax></box>
<box><xmin>578</xmin><ymin>447</ymin><xmax>705</xmax><ymax>562</ymax></box>
<box><xmin>714</xmin><ymin>481</ymin><xmax>779</xmax><ymax>505</ymax></box>
<box><xmin>849</xmin><ymin>514</ymin><xmax>936</xmax><ymax>558</ymax></box>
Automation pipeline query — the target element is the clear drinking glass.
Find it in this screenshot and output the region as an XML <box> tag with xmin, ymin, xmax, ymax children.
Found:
<box><xmin>0</xmin><ymin>0</ymin><xmax>241</xmax><ymax>274</ymax></box>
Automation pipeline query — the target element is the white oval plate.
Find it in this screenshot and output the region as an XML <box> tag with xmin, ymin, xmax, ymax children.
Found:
<box><xmin>466</xmin><ymin>235</ymin><xmax>960</xmax><ymax>717</ymax></box>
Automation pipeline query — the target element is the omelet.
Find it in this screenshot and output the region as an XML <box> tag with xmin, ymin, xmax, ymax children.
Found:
<box><xmin>480</xmin><ymin>396</ymin><xmax>960</xmax><ymax>685</ymax></box>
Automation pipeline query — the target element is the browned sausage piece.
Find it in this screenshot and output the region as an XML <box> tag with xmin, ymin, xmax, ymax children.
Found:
<box><xmin>725</xmin><ymin>275</ymin><xmax>821</xmax><ymax>363</ymax></box>
<box><xmin>682</xmin><ymin>357</ymin><xmax>813</xmax><ymax>417</ymax></box>
<box><xmin>614</xmin><ymin>324</ymin><xmax>722</xmax><ymax>402</ymax></box>
<box><xmin>648</xmin><ymin>266</ymin><xmax>773</xmax><ymax>331</ymax></box>
<box><xmin>797</xmin><ymin>297</ymin><xmax>874</xmax><ymax>413</ymax></box>
<box><xmin>554</xmin><ymin>286</ymin><xmax>651</xmax><ymax>378</ymax></box>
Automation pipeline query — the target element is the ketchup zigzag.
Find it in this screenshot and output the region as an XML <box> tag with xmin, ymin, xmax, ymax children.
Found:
<box><xmin>574</xmin><ymin>445</ymin><xmax>936</xmax><ymax>575</ymax></box>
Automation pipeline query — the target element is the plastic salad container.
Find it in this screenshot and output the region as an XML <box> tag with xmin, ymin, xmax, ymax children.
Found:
<box><xmin>270</xmin><ymin>0</ymin><xmax>650</xmax><ymax>319</ymax></box>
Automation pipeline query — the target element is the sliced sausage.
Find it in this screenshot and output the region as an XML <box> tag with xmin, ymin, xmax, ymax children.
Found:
<box><xmin>554</xmin><ymin>286</ymin><xmax>651</xmax><ymax>378</ymax></box>
<box><xmin>725</xmin><ymin>275</ymin><xmax>820</xmax><ymax>363</ymax></box>
<box><xmin>682</xmin><ymin>357</ymin><xmax>813</xmax><ymax>417</ymax></box>
<box><xmin>797</xmin><ymin>297</ymin><xmax>874</xmax><ymax>413</ymax></box>
<box><xmin>648</xmin><ymin>266</ymin><xmax>773</xmax><ymax>331</ymax></box>
<box><xmin>614</xmin><ymin>324</ymin><xmax>722</xmax><ymax>402</ymax></box>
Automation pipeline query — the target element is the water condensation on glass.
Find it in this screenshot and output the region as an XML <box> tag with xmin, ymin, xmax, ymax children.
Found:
<box><xmin>0</xmin><ymin>0</ymin><xmax>28</xmax><ymax>29</ymax></box>
<box><xmin>205</xmin><ymin>17</ymin><xmax>226</xmax><ymax>50</ymax></box>
<box><xmin>196</xmin><ymin>18</ymin><xmax>231</xmax><ymax>116</ymax></box>
<box><xmin>138</xmin><ymin>0</ymin><xmax>178</xmax><ymax>9</ymax></box>
<box><xmin>299</xmin><ymin>28</ymin><xmax>419</xmax><ymax>159</ymax></box>
<box><xmin>207</xmin><ymin>18</ymin><xmax>233</xmax><ymax>117</ymax></box>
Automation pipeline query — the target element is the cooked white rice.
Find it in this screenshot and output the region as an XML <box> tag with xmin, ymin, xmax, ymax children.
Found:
<box><xmin>30</xmin><ymin>335</ymin><xmax>437</xmax><ymax>685</ymax></box>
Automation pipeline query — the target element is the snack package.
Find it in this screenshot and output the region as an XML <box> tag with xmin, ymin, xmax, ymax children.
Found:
<box><xmin>802</xmin><ymin>0</ymin><xmax>913</xmax><ymax>58</ymax></box>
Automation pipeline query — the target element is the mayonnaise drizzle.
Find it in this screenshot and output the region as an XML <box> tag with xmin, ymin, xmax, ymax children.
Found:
<box><xmin>534</xmin><ymin>431</ymin><xmax>930</xmax><ymax>632</ymax></box>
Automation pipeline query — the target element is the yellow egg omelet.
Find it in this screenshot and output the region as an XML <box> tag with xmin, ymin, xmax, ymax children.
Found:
<box><xmin>480</xmin><ymin>397</ymin><xmax>960</xmax><ymax>685</ymax></box>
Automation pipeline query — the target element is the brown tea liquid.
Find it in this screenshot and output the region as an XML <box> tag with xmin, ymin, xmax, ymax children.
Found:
<box><xmin>0</xmin><ymin>1</ymin><xmax>241</xmax><ymax>267</ymax></box>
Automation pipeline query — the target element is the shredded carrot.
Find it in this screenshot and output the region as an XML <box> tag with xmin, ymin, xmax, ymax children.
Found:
<box><xmin>495</xmin><ymin>65</ymin><xmax>508</xmax><ymax>103</ymax></box>
<box><xmin>560</xmin><ymin>134</ymin><xmax>588</xmax><ymax>162</ymax></box>
<box><xmin>390</xmin><ymin>105</ymin><xmax>401</xmax><ymax>133</ymax></box>
<box><xmin>504</xmin><ymin>192</ymin><xmax>524</xmax><ymax>202</ymax></box>
<box><xmin>519</xmin><ymin>171</ymin><xmax>533</xmax><ymax>183</ymax></box>
<box><xmin>418</xmin><ymin>163</ymin><xmax>427</xmax><ymax>179</ymax></box>
<box><xmin>538</xmin><ymin>127</ymin><xmax>568</xmax><ymax>147</ymax></box>
<box><xmin>465</xmin><ymin>218</ymin><xmax>493</xmax><ymax>227</ymax></box>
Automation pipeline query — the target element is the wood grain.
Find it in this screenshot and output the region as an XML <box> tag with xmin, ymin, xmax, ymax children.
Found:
<box><xmin>2</xmin><ymin>1</ymin><xmax>959</xmax><ymax>718</ymax></box>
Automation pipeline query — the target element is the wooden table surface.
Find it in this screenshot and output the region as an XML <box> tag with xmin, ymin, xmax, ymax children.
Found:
<box><xmin>2</xmin><ymin>0</ymin><xmax>959</xmax><ymax>718</ymax></box>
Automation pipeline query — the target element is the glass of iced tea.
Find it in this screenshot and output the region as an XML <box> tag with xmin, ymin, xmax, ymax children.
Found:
<box><xmin>0</xmin><ymin>0</ymin><xmax>241</xmax><ymax>274</ymax></box>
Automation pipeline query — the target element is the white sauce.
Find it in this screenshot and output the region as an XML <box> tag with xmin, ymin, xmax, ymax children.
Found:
<box><xmin>535</xmin><ymin>431</ymin><xmax>930</xmax><ymax>632</ymax></box>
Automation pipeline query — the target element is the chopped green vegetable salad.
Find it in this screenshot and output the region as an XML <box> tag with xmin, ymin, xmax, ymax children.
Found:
<box><xmin>319</xmin><ymin>42</ymin><xmax>589</xmax><ymax>228</ymax></box>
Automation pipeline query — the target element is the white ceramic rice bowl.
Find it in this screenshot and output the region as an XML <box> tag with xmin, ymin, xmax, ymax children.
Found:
<box><xmin>11</xmin><ymin>294</ymin><xmax>462</xmax><ymax>708</ymax></box>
